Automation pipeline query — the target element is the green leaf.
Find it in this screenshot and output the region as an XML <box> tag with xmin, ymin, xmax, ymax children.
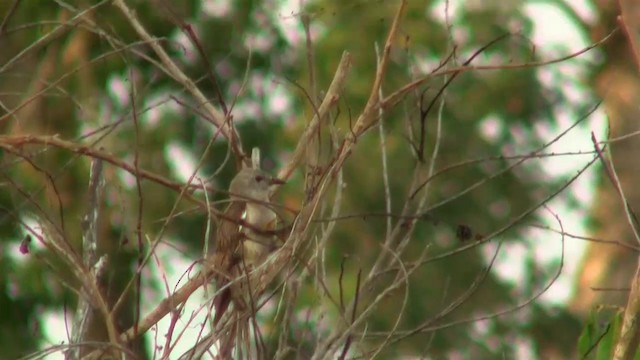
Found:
<box><xmin>578</xmin><ymin>309</ymin><xmax>598</xmax><ymax>357</ymax></box>
<box><xmin>595</xmin><ymin>311</ymin><xmax>622</xmax><ymax>360</ymax></box>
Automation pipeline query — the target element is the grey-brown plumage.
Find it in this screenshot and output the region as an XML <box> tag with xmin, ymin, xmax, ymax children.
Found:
<box><xmin>212</xmin><ymin>167</ymin><xmax>283</xmax><ymax>278</ymax></box>
<box><xmin>208</xmin><ymin>165</ymin><xmax>284</xmax><ymax>358</ymax></box>
<box><xmin>180</xmin><ymin>147</ymin><xmax>286</xmax><ymax>360</ymax></box>
<box><xmin>229</xmin><ymin>167</ymin><xmax>283</xmax><ymax>265</ymax></box>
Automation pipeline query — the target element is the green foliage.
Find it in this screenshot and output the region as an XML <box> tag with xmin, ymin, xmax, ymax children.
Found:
<box><xmin>577</xmin><ymin>307</ymin><xmax>623</xmax><ymax>360</ymax></box>
<box><xmin>0</xmin><ymin>0</ymin><xmax>601</xmax><ymax>358</ymax></box>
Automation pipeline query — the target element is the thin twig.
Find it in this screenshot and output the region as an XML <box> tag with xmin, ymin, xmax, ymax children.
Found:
<box><xmin>111</xmin><ymin>0</ymin><xmax>242</xmax><ymax>156</ymax></box>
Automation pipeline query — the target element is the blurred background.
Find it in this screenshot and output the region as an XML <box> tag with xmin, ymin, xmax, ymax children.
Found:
<box><xmin>0</xmin><ymin>0</ymin><xmax>637</xmax><ymax>359</ymax></box>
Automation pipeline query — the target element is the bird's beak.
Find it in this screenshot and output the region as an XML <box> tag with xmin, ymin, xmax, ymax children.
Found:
<box><xmin>268</xmin><ymin>177</ymin><xmax>286</xmax><ymax>186</ymax></box>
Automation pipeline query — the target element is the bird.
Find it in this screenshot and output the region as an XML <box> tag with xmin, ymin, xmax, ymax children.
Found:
<box><xmin>182</xmin><ymin>148</ymin><xmax>284</xmax><ymax>360</ymax></box>
<box><xmin>228</xmin><ymin>165</ymin><xmax>285</xmax><ymax>268</ymax></box>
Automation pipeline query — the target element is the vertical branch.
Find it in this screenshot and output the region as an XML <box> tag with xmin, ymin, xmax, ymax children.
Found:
<box><xmin>393</xmin><ymin>74</ymin><xmax>447</xmax><ymax>257</ymax></box>
<box><xmin>362</xmin><ymin>0</ymin><xmax>407</xmax><ymax>122</ymax></box>
<box><xmin>278</xmin><ymin>51</ymin><xmax>352</xmax><ymax>182</ymax></box>
<box><xmin>618</xmin><ymin>0</ymin><xmax>640</xmax><ymax>69</ymax></box>
<box><xmin>310</xmin><ymin>2</ymin><xmax>408</xmax><ymax>358</ymax></box>
<box><xmin>593</xmin><ymin>132</ymin><xmax>640</xmax><ymax>359</ymax></box>
<box><xmin>71</xmin><ymin>158</ymin><xmax>106</xmax><ymax>357</ymax></box>
<box><xmin>274</xmin><ymin>278</ymin><xmax>299</xmax><ymax>359</ymax></box>
<box><xmin>591</xmin><ymin>133</ymin><xmax>640</xmax><ymax>245</ymax></box>
<box><xmin>302</xmin><ymin>8</ymin><xmax>323</xmax><ymax>198</ymax></box>
<box><xmin>129</xmin><ymin>66</ymin><xmax>145</xmax><ymax>340</ymax></box>
<box><xmin>301</xmin><ymin>8</ymin><xmax>318</xmax><ymax>103</ymax></box>
<box><xmin>374</xmin><ymin>42</ymin><xmax>393</xmax><ymax>242</ymax></box>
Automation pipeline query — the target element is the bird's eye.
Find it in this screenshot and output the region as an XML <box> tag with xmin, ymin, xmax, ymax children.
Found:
<box><xmin>254</xmin><ymin>175</ymin><xmax>265</xmax><ymax>182</ymax></box>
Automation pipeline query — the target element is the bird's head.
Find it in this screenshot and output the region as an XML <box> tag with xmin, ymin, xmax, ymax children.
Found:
<box><xmin>228</xmin><ymin>168</ymin><xmax>285</xmax><ymax>202</ymax></box>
